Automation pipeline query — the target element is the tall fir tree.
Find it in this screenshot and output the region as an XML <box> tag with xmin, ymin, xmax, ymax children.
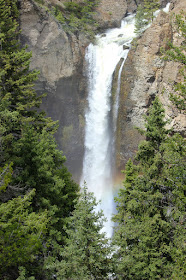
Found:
<box><xmin>54</xmin><ymin>186</ymin><xmax>112</xmax><ymax>280</ymax></box>
<box><xmin>134</xmin><ymin>4</ymin><xmax>147</xmax><ymax>34</ymax></box>
<box><xmin>0</xmin><ymin>0</ymin><xmax>79</xmax><ymax>221</ymax></box>
<box><xmin>0</xmin><ymin>1</ymin><xmax>79</xmax><ymax>279</ymax></box>
<box><xmin>112</xmin><ymin>97</ymin><xmax>185</xmax><ymax>279</ymax></box>
<box><xmin>0</xmin><ymin>0</ymin><xmax>55</xmax><ymax>168</ymax></box>
<box><xmin>0</xmin><ymin>189</ymin><xmax>48</xmax><ymax>280</ymax></box>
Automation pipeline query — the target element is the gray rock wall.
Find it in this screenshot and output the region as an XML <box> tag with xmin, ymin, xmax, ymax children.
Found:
<box><xmin>20</xmin><ymin>0</ymin><xmax>183</xmax><ymax>183</ymax></box>
<box><xmin>115</xmin><ymin>0</ymin><xmax>186</xmax><ymax>174</ymax></box>
<box><xmin>20</xmin><ymin>0</ymin><xmax>88</xmax><ymax>181</ymax></box>
<box><xmin>94</xmin><ymin>0</ymin><xmax>169</xmax><ymax>30</ymax></box>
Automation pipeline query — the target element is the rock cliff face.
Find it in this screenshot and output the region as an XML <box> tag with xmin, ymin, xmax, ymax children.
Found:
<box><xmin>95</xmin><ymin>0</ymin><xmax>169</xmax><ymax>29</ymax></box>
<box><xmin>18</xmin><ymin>0</ymin><xmax>142</xmax><ymax>181</ymax></box>
<box><xmin>20</xmin><ymin>0</ymin><xmax>89</xmax><ymax>181</ymax></box>
<box><xmin>115</xmin><ymin>0</ymin><xmax>186</xmax><ymax>174</ymax></box>
<box><xmin>20</xmin><ymin>0</ymin><xmax>184</xmax><ymax>182</ymax></box>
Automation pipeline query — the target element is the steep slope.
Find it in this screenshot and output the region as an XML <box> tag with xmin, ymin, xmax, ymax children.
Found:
<box><xmin>20</xmin><ymin>0</ymin><xmax>89</xmax><ymax>181</ymax></box>
<box><xmin>115</xmin><ymin>0</ymin><xmax>185</xmax><ymax>174</ymax></box>
<box><xmin>20</xmin><ymin>0</ymin><xmax>183</xmax><ymax>182</ymax></box>
<box><xmin>19</xmin><ymin>0</ymin><xmax>140</xmax><ymax>181</ymax></box>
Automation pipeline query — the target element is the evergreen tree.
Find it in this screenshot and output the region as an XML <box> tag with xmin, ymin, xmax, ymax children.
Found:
<box><xmin>112</xmin><ymin>97</ymin><xmax>185</xmax><ymax>279</ymax></box>
<box><xmin>134</xmin><ymin>4</ymin><xmax>147</xmax><ymax>34</ymax></box>
<box><xmin>0</xmin><ymin>189</ymin><xmax>48</xmax><ymax>280</ymax></box>
<box><xmin>162</xmin><ymin>12</ymin><xmax>186</xmax><ymax>112</ymax></box>
<box><xmin>55</xmin><ymin>186</ymin><xmax>111</xmax><ymax>280</ymax></box>
<box><xmin>13</xmin><ymin>125</ymin><xmax>79</xmax><ymax>234</ymax></box>
<box><xmin>0</xmin><ymin>0</ymin><xmax>54</xmax><ymax>168</ymax></box>
<box><xmin>143</xmin><ymin>0</ymin><xmax>160</xmax><ymax>23</ymax></box>
<box><xmin>0</xmin><ymin>0</ymin><xmax>79</xmax><ymax>225</ymax></box>
<box><xmin>0</xmin><ymin>1</ymin><xmax>79</xmax><ymax>279</ymax></box>
<box><xmin>135</xmin><ymin>96</ymin><xmax>169</xmax><ymax>166</ymax></box>
<box><xmin>135</xmin><ymin>0</ymin><xmax>160</xmax><ymax>34</ymax></box>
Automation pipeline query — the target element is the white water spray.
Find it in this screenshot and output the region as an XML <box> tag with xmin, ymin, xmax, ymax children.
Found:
<box><xmin>81</xmin><ymin>15</ymin><xmax>136</xmax><ymax>237</ymax></box>
<box><xmin>81</xmin><ymin>3</ymin><xmax>171</xmax><ymax>237</ymax></box>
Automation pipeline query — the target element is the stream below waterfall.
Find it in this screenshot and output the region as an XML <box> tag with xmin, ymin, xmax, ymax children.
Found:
<box><xmin>81</xmin><ymin>14</ymin><xmax>136</xmax><ymax>238</ymax></box>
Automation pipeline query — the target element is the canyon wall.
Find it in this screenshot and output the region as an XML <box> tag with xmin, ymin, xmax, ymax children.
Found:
<box><xmin>115</xmin><ymin>0</ymin><xmax>185</xmax><ymax>174</ymax></box>
<box><xmin>20</xmin><ymin>0</ymin><xmax>89</xmax><ymax>181</ymax></box>
<box><xmin>20</xmin><ymin>0</ymin><xmax>184</xmax><ymax>182</ymax></box>
<box><xmin>19</xmin><ymin>0</ymin><xmax>141</xmax><ymax>181</ymax></box>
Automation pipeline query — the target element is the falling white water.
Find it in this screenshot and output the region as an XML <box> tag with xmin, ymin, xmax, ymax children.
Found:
<box><xmin>113</xmin><ymin>58</ymin><xmax>125</xmax><ymax>133</ymax></box>
<box><xmin>81</xmin><ymin>15</ymin><xmax>136</xmax><ymax>238</ymax></box>
<box><xmin>80</xmin><ymin>3</ymin><xmax>171</xmax><ymax>238</ymax></box>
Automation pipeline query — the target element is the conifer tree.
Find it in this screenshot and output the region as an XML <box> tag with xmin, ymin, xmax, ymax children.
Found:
<box><xmin>0</xmin><ymin>0</ymin><xmax>54</xmax><ymax>168</ymax></box>
<box><xmin>112</xmin><ymin>97</ymin><xmax>185</xmax><ymax>279</ymax></box>
<box><xmin>0</xmin><ymin>189</ymin><xmax>48</xmax><ymax>279</ymax></box>
<box><xmin>162</xmin><ymin>12</ymin><xmax>186</xmax><ymax>112</ymax></box>
<box><xmin>135</xmin><ymin>96</ymin><xmax>169</xmax><ymax>166</ymax></box>
<box><xmin>143</xmin><ymin>0</ymin><xmax>160</xmax><ymax>23</ymax></box>
<box><xmin>0</xmin><ymin>1</ymin><xmax>79</xmax><ymax>278</ymax></box>
<box><xmin>135</xmin><ymin>0</ymin><xmax>160</xmax><ymax>34</ymax></box>
<box><xmin>0</xmin><ymin>0</ymin><xmax>79</xmax><ymax>217</ymax></box>
<box><xmin>55</xmin><ymin>186</ymin><xmax>111</xmax><ymax>280</ymax></box>
<box><xmin>13</xmin><ymin>125</ymin><xmax>79</xmax><ymax>234</ymax></box>
<box><xmin>135</xmin><ymin>4</ymin><xmax>146</xmax><ymax>34</ymax></box>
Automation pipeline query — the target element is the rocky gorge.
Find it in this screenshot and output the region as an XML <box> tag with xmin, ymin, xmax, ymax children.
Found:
<box><xmin>20</xmin><ymin>0</ymin><xmax>185</xmax><ymax>183</ymax></box>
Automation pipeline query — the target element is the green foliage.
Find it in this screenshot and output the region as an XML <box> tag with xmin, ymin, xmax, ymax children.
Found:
<box><xmin>16</xmin><ymin>267</ymin><xmax>36</xmax><ymax>280</ymax></box>
<box><xmin>34</xmin><ymin>0</ymin><xmax>44</xmax><ymax>4</ymax></box>
<box><xmin>134</xmin><ymin>4</ymin><xmax>148</xmax><ymax>34</ymax></box>
<box><xmin>143</xmin><ymin>0</ymin><xmax>160</xmax><ymax>22</ymax></box>
<box><xmin>162</xmin><ymin>12</ymin><xmax>186</xmax><ymax>112</ymax></box>
<box><xmin>0</xmin><ymin>0</ymin><xmax>55</xmax><ymax>167</ymax></box>
<box><xmin>0</xmin><ymin>1</ymin><xmax>79</xmax><ymax>279</ymax></box>
<box><xmin>13</xmin><ymin>125</ymin><xmax>79</xmax><ymax>233</ymax></box>
<box><xmin>112</xmin><ymin>97</ymin><xmax>185</xmax><ymax>279</ymax></box>
<box><xmin>54</xmin><ymin>185</ymin><xmax>111</xmax><ymax>279</ymax></box>
<box><xmin>42</xmin><ymin>0</ymin><xmax>99</xmax><ymax>36</ymax></box>
<box><xmin>0</xmin><ymin>190</ymin><xmax>48</xmax><ymax>278</ymax></box>
<box><xmin>0</xmin><ymin>163</ymin><xmax>13</xmax><ymax>192</ymax></box>
<box><xmin>135</xmin><ymin>0</ymin><xmax>160</xmax><ymax>34</ymax></box>
<box><xmin>53</xmin><ymin>6</ymin><xmax>65</xmax><ymax>24</ymax></box>
<box><xmin>136</xmin><ymin>96</ymin><xmax>169</xmax><ymax>165</ymax></box>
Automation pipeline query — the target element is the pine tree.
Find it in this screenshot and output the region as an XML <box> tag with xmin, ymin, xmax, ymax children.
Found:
<box><xmin>135</xmin><ymin>0</ymin><xmax>160</xmax><ymax>34</ymax></box>
<box><xmin>0</xmin><ymin>189</ymin><xmax>48</xmax><ymax>279</ymax></box>
<box><xmin>136</xmin><ymin>96</ymin><xmax>169</xmax><ymax>166</ymax></box>
<box><xmin>0</xmin><ymin>0</ymin><xmax>54</xmax><ymax>168</ymax></box>
<box><xmin>13</xmin><ymin>125</ymin><xmax>79</xmax><ymax>234</ymax></box>
<box><xmin>112</xmin><ymin>97</ymin><xmax>185</xmax><ymax>279</ymax></box>
<box><xmin>143</xmin><ymin>0</ymin><xmax>160</xmax><ymax>23</ymax></box>
<box><xmin>0</xmin><ymin>1</ymin><xmax>79</xmax><ymax>279</ymax></box>
<box><xmin>134</xmin><ymin>4</ymin><xmax>147</xmax><ymax>34</ymax></box>
<box><xmin>0</xmin><ymin>0</ymin><xmax>79</xmax><ymax>222</ymax></box>
<box><xmin>55</xmin><ymin>186</ymin><xmax>111</xmax><ymax>280</ymax></box>
<box><xmin>161</xmin><ymin>133</ymin><xmax>186</xmax><ymax>279</ymax></box>
<box><xmin>162</xmin><ymin>12</ymin><xmax>186</xmax><ymax>112</ymax></box>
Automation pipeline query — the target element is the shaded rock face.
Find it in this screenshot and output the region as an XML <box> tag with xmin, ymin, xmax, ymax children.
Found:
<box><xmin>94</xmin><ymin>0</ymin><xmax>169</xmax><ymax>30</ymax></box>
<box><xmin>20</xmin><ymin>0</ymin><xmax>183</xmax><ymax>183</ymax></box>
<box><xmin>95</xmin><ymin>0</ymin><xmax>128</xmax><ymax>29</ymax></box>
<box><xmin>18</xmin><ymin>0</ymin><xmax>144</xmax><ymax>182</ymax></box>
<box><xmin>116</xmin><ymin>0</ymin><xmax>186</xmax><ymax>174</ymax></box>
<box><xmin>20</xmin><ymin>0</ymin><xmax>88</xmax><ymax>181</ymax></box>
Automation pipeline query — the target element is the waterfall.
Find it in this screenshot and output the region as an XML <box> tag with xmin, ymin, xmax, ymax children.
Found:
<box><xmin>80</xmin><ymin>2</ymin><xmax>171</xmax><ymax>237</ymax></box>
<box><xmin>81</xmin><ymin>15</ymin><xmax>136</xmax><ymax>237</ymax></box>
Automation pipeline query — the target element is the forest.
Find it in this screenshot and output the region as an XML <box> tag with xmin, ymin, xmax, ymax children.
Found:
<box><xmin>0</xmin><ymin>0</ymin><xmax>185</xmax><ymax>279</ymax></box>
